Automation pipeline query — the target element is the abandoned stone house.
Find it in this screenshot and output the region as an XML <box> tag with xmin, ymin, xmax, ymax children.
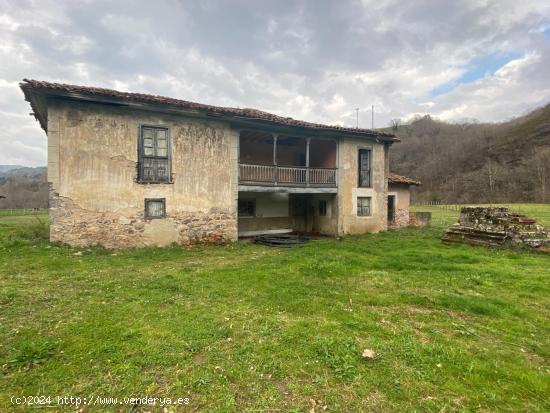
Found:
<box><xmin>20</xmin><ymin>79</ymin><xmax>419</xmax><ymax>248</ymax></box>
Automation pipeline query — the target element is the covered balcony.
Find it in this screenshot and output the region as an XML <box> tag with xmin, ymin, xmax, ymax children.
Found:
<box><xmin>239</xmin><ymin>131</ymin><xmax>337</xmax><ymax>189</ymax></box>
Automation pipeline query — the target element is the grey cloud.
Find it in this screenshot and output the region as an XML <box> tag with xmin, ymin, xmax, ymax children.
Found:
<box><xmin>0</xmin><ymin>0</ymin><xmax>549</xmax><ymax>165</ymax></box>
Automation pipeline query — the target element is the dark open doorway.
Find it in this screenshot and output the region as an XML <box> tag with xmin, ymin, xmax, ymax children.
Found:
<box><xmin>388</xmin><ymin>195</ymin><xmax>395</xmax><ymax>225</ymax></box>
<box><xmin>290</xmin><ymin>193</ymin><xmax>312</xmax><ymax>233</ymax></box>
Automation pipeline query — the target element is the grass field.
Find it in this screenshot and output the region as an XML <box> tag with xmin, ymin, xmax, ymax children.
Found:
<box><xmin>0</xmin><ymin>206</ymin><xmax>549</xmax><ymax>412</ymax></box>
<box><xmin>411</xmin><ymin>203</ymin><xmax>550</xmax><ymax>228</ymax></box>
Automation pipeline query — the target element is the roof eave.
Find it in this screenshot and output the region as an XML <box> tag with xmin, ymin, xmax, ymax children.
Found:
<box><xmin>20</xmin><ymin>80</ymin><xmax>400</xmax><ymax>142</ymax></box>
<box><xmin>20</xmin><ymin>85</ymin><xmax>48</xmax><ymax>133</ymax></box>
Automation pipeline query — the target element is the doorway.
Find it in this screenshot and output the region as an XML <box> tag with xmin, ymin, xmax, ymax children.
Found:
<box><xmin>290</xmin><ymin>194</ymin><xmax>312</xmax><ymax>233</ymax></box>
<box><xmin>388</xmin><ymin>195</ymin><xmax>395</xmax><ymax>225</ymax></box>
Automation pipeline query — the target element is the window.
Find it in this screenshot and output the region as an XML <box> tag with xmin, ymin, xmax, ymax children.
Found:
<box><xmin>138</xmin><ymin>125</ymin><xmax>171</xmax><ymax>183</ymax></box>
<box><xmin>319</xmin><ymin>199</ymin><xmax>327</xmax><ymax>217</ymax></box>
<box><xmin>238</xmin><ymin>199</ymin><xmax>256</xmax><ymax>217</ymax></box>
<box><xmin>357</xmin><ymin>197</ymin><xmax>371</xmax><ymax>216</ymax></box>
<box><xmin>358</xmin><ymin>149</ymin><xmax>372</xmax><ymax>187</ymax></box>
<box><xmin>145</xmin><ymin>198</ymin><xmax>166</xmax><ymax>219</ymax></box>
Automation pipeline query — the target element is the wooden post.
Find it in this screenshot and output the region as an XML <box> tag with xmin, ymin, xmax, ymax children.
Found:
<box><xmin>306</xmin><ymin>138</ymin><xmax>310</xmax><ymax>186</ymax></box>
<box><xmin>273</xmin><ymin>134</ymin><xmax>278</xmax><ymax>185</ymax></box>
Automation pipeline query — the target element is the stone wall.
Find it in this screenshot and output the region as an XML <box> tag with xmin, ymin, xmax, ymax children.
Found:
<box><xmin>409</xmin><ymin>211</ymin><xmax>432</xmax><ymax>227</ymax></box>
<box><xmin>389</xmin><ymin>208</ymin><xmax>410</xmax><ymax>228</ymax></box>
<box><xmin>442</xmin><ymin>207</ymin><xmax>550</xmax><ymax>251</ymax></box>
<box><xmin>388</xmin><ymin>184</ymin><xmax>412</xmax><ymax>229</ymax></box>
<box><xmin>48</xmin><ymin>101</ymin><xmax>238</xmax><ymax>248</ymax></box>
<box><xmin>50</xmin><ymin>187</ymin><xmax>235</xmax><ymax>248</ymax></box>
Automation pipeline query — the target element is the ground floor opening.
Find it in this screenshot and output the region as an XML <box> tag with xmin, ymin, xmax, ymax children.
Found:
<box><xmin>388</xmin><ymin>195</ymin><xmax>395</xmax><ymax>225</ymax></box>
<box><xmin>237</xmin><ymin>191</ymin><xmax>338</xmax><ymax>237</ymax></box>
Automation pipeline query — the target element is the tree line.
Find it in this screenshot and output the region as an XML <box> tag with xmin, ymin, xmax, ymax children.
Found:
<box><xmin>0</xmin><ymin>167</ymin><xmax>48</xmax><ymax>209</ymax></box>
<box><xmin>389</xmin><ymin>103</ymin><xmax>550</xmax><ymax>204</ymax></box>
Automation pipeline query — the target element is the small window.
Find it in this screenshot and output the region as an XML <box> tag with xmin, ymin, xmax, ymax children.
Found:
<box><xmin>238</xmin><ymin>199</ymin><xmax>255</xmax><ymax>217</ymax></box>
<box><xmin>145</xmin><ymin>198</ymin><xmax>166</xmax><ymax>219</ymax></box>
<box><xmin>358</xmin><ymin>149</ymin><xmax>372</xmax><ymax>187</ymax></box>
<box><xmin>357</xmin><ymin>197</ymin><xmax>371</xmax><ymax>216</ymax></box>
<box><xmin>138</xmin><ymin>126</ymin><xmax>171</xmax><ymax>183</ymax></box>
<box><xmin>319</xmin><ymin>200</ymin><xmax>327</xmax><ymax>217</ymax></box>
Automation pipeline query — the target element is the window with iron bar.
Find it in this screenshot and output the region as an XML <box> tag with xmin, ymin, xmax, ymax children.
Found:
<box><xmin>138</xmin><ymin>125</ymin><xmax>171</xmax><ymax>183</ymax></box>
<box><xmin>145</xmin><ymin>198</ymin><xmax>166</xmax><ymax>219</ymax></box>
<box><xmin>358</xmin><ymin>149</ymin><xmax>372</xmax><ymax>188</ymax></box>
<box><xmin>357</xmin><ymin>196</ymin><xmax>371</xmax><ymax>216</ymax></box>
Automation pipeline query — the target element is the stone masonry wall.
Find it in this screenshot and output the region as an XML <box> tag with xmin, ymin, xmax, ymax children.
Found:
<box><xmin>389</xmin><ymin>208</ymin><xmax>409</xmax><ymax>228</ymax></box>
<box><xmin>442</xmin><ymin>207</ymin><xmax>550</xmax><ymax>251</ymax></box>
<box><xmin>50</xmin><ymin>188</ymin><xmax>235</xmax><ymax>248</ymax></box>
<box><xmin>48</xmin><ymin>101</ymin><xmax>238</xmax><ymax>248</ymax></box>
<box><xmin>388</xmin><ymin>185</ymin><xmax>412</xmax><ymax>229</ymax></box>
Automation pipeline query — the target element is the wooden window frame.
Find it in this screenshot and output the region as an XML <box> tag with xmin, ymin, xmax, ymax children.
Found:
<box><xmin>144</xmin><ymin>198</ymin><xmax>166</xmax><ymax>219</ymax></box>
<box><xmin>137</xmin><ymin>124</ymin><xmax>172</xmax><ymax>184</ymax></box>
<box><xmin>238</xmin><ymin>198</ymin><xmax>256</xmax><ymax>218</ymax></box>
<box><xmin>358</xmin><ymin>149</ymin><xmax>372</xmax><ymax>188</ymax></box>
<box><xmin>357</xmin><ymin>196</ymin><xmax>372</xmax><ymax>217</ymax></box>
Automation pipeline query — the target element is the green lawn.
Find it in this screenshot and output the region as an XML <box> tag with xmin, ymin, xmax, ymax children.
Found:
<box><xmin>0</xmin><ymin>206</ymin><xmax>549</xmax><ymax>412</ymax></box>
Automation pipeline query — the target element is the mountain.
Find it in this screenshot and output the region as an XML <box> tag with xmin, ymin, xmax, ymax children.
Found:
<box><xmin>389</xmin><ymin>103</ymin><xmax>550</xmax><ymax>204</ymax></box>
<box><xmin>0</xmin><ymin>166</ymin><xmax>47</xmax><ymax>209</ymax></box>
<box><xmin>0</xmin><ymin>165</ymin><xmax>25</xmax><ymax>173</ymax></box>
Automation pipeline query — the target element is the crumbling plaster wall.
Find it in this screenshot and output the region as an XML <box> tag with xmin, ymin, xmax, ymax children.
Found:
<box><xmin>388</xmin><ymin>183</ymin><xmax>411</xmax><ymax>228</ymax></box>
<box><xmin>311</xmin><ymin>193</ymin><xmax>338</xmax><ymax>235</ymax></box>
<box><xmin>47</xmin><ymin>101</ymin><xmax>238</xmax><ymax>248</ymax></box>
<box><xmin>337</xmin><ymin>138</ymin><xmax>388</xmax><ymax>234</ymax></box>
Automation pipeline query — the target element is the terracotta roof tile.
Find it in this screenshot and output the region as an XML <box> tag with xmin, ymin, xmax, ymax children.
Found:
<box><xmin>20</xmin><ymin>79</ymin><xmax>398</xmax><ymax>141</ymax></box>
<box><xmin>388</xmin><ymin>172</ymin><xmax>421</xmax><ymax>185</ymax></box>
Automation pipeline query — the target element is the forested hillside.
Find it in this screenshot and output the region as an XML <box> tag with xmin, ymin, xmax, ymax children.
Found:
<box><xmin>1</xmin><ymin>103</ymin><xmax>549</xmax><ymax>208</ymax></box>
<box><xmin>390</xmin><ymin>103</ymin><xmax>550</xmax><ymax>204</ymax></box>
<box><xmin>0</xmin><ymin>166</ymin><xmax>47</xmax><ymax>208</ymax></box>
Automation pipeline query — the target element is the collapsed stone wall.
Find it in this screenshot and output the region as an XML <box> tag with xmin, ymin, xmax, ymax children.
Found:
<box><xmin>390</xmin><ymin>210</ymin><xmax>432</xmax><ymax>229</ymax></box>
<box><xmin>442</xmin><ymin>206</ymin><xmax>550</xmax><ymax>251</ymax></box>
<box><xmin>409</xmin><ymin>211</ymin><xmax>432</xmax><ymax>227</ymax></box>
<box><xmin>49</xmin><ymin>189</ymin><xmax>236</xmax><ymax>249</ymax></box>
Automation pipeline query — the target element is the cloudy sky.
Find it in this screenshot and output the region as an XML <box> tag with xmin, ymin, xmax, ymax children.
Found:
<box><xmin>1</xmin><ymin>0</ymin><xmax>549</xmax><ymax>166</ymax></box>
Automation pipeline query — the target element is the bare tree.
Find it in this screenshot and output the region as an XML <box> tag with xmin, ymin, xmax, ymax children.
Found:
<box><xmin>390</xmin><ymin>102</ymin><xmax>550</xmax><ymax>204</ymax></box>
<box><xmin>390</xmin><ymin>118</ymin><xmax>401</xmax><ymax>131</ymax></box>
<box><xmin>533</xmin><ymin>148</ymin><xmax>550</xmax><ymax>202</ymax></box>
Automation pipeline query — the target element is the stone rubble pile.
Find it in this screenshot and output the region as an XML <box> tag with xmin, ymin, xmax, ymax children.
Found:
<box><xmin>442</xmin><ymin>207</ymin><xmax>550</xmax><ymax>251</ymax></box>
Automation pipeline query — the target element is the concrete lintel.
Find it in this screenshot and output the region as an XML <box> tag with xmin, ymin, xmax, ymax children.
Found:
<box><xmin>238</xmin><ymin>185</ymin><xmax>337</xmax><ymax>194</ymax></box>
<box><xmin>238</xmin><ymin>228</ymin><xmax>293</xmax><ymax>237</ymax></box>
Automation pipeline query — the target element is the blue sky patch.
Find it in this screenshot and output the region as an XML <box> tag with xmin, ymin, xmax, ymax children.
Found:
<box><xmin>429</xmin><ymin>51</ymin><xmax>522</xmax><ymax>97</ymax></box>
<box><xmin>544</xmin><ymin>27</ymin><xmax>550</xmax><ymax>39</ymax></box>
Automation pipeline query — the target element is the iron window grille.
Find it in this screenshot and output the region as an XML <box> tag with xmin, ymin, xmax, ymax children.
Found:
<box><xmin>358</xmin><ymin>149</ymin><xmax>372</xmax><ymax>188</ymax></box>
<box><xmin>138</xmin><ymin>125</ymin><xmax>171</xmax><ymax>183</ymax></box>
<box><xmin>145</xmin><ymin>198</ymin><xmax>166</xmax><ymax>219</ymax></box>
<box><xmin>357</xmin><ymin>197</ymin><xmax>371</xmax><ymax>216</ymax></box>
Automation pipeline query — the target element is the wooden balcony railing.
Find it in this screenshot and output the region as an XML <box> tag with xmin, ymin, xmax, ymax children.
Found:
<box><xmin>239</xmin><ymin>163</ymin><xmax>337</xmax><ymax>187</ymax></box>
